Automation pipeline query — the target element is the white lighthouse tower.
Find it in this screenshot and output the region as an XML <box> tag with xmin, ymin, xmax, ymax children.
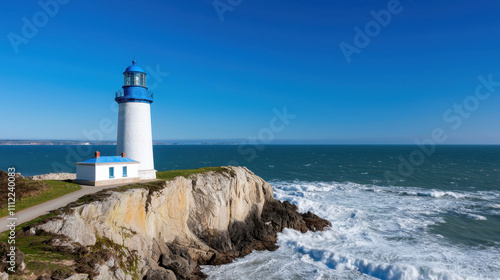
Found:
<box><xmin>115</xmin><ymin>59</ymin><xmax>156</xmax><ymax>180</ymax></box>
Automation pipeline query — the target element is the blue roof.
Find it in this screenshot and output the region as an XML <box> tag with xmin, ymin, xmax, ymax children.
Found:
<box><xmin>124</xmin><ymin>59</ymin><xmax>145</xmax><ymax>73</ymax></box>
<box><xmin>125</xmin><ymin>65</ymin><xmax>145</xmax><ymax>73</ymax></box>
<box><xmin>78</xmin><ymin>156</ymin><xmax>138</xmax><ymax>164</ymax></box>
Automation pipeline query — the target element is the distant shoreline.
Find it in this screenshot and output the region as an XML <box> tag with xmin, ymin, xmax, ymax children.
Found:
<box><xmin>0</xmin><ymin>140</ymin><xmax>240</xmax><ymax>146</ymax></box>
<box><xmin>1</xmin><ymin>140</ymin><xmax>499</xmax><ymax>146</ymax></box>
<box><xmin>0</xmin><ymin>140</ymin><xmax>116</xmax><ymax>146</ymax></box>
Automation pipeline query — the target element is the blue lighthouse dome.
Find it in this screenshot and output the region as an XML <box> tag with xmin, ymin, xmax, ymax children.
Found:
<box><xmin>115</xmin><ymin>59</ymin><xmax>153</xmax><ymax>104</ymax></box>
<box><xmin>124</xmin><ymin>59</ymin><xmax>145</xmax><ymax>73</ymax></box>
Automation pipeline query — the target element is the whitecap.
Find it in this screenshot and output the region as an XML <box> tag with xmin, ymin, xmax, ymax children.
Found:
<box><xmin>465</xmin><ymin>213</ymin><xmax>487</xmax><ymax>221</ymax></box>
<box><xmin>204</xmin><ymin>180</ymin><xmax>500</xmax><ymax>280</ymax></box>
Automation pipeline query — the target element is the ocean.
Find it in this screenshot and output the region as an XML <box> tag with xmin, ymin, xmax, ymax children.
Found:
<box><xmin>1</xmin><ymin>145</ymin><xmax>499</xmax><ymax>279</ymax></box>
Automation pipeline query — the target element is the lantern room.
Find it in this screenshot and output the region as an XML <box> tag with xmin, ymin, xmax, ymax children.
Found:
<box><xmin>124</xmin><ymin>60</ymin><xmax>146</xmax><ymax>87</ymax></box>
<box><xmin>115</xmin><ymin>59</ymin><xmax>153</xmax><ymax>104</ymax></box>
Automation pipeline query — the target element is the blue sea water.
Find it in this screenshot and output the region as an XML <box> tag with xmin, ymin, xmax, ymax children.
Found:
<box><xmin>1</xmin><ymin>145</ymin><xmax>499</xmax><ymax>279</ymax></box>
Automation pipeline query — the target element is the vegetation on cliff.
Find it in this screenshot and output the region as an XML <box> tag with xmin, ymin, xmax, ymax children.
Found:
<box><xmin>156</xmin><ymin>167</ymin><xmax>227</xmax><ymax>181</ymax></box>
<box><xmin>0</xmin><ymin>171</ymin><xmax>81</xmax><ymax>218</ymax></box>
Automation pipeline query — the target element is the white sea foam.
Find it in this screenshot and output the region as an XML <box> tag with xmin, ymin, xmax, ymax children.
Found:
<box><xmin>203</xmin><ymin>181</ymin><xmax>500</xmax><ymax>279</ymax></box>
<box><xmin>465</xmin><ymin>213</ymin><xmax>487</xmax><ymax>221</ymax></box>
<box><xmin>416</xmin><ymin>190</ymin><xmax>466</xmax><ymax>199</ymax></box>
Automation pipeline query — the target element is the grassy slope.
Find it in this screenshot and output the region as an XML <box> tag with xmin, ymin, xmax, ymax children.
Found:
<box><xmin>156</xmin><ymin>166</ymin><xmax>226</xmax><ymax>181</ymax></box>
<box><xmin>0</xmin><ymin>180</ymin><xmax>81</xmax><ymax>218</ymax></box>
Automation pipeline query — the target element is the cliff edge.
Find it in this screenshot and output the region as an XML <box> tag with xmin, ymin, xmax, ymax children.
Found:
<box><xmin>15</xmin><ymin>166</ymin><xmax>330</xmax><ymax>279</ymax></box>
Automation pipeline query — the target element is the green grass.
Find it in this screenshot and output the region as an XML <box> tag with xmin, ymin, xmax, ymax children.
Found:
<box><xmin>0</xmin><ymin>180</ymin><xmax>81</xmax><ymax>218</ymax></box>
<box><xmin>156</xmin><ymin>166</ymin><xmax>227</xmax><ymax>181</ymax></box>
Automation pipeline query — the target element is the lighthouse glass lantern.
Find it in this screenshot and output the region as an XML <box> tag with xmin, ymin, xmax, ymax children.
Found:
<box><xmin>124</xmin><ymin>71</ymin><xmax>146</xmax><ymax>87</ymax></box>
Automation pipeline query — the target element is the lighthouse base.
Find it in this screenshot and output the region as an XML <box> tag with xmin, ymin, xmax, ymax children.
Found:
<box><xmin>139</xmin><ymin>169</ymin><xmax>157</xmax><ymax>180</ymax></box>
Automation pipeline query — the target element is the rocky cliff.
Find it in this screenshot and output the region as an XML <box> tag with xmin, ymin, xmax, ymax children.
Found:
<box><xmin>21</xmin><ymin>166</ymin><xmax>330</xmax><ymax>279</ymax></box>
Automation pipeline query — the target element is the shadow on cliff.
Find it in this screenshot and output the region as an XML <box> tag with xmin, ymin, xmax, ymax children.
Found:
<box><xmin>146</xmin><ymin>200</ymin><xmax>331</xmax><ymax>280</ymax></box>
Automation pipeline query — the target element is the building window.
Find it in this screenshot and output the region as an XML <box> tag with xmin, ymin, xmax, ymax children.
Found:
<box><xmin>109</xmin><ymin>167</ymin><xmax>114</xmax><ymax>179</ymax></box>
<box><xmin>123</xmin><ymin>166</ymin><xmax>127</xmax><ymax>177</ymax></box>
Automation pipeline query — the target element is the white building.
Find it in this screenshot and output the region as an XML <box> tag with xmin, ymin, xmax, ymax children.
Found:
<box><xmin>75</xmin><ymin>151</ymin><xmax>140</xmax><ymax>186</ymax></box>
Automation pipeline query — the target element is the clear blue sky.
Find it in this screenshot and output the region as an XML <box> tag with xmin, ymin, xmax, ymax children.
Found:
<box><xmin>2</xmin><ymin>0</ymin><xmax>500</xmax><ymax>144</ymax></box>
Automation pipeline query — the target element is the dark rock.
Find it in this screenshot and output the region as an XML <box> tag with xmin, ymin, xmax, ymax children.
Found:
<box><xmin>0</xmin><ymin>242</ymin><xmax>25</xmax><ymax>273</ymax></box>
<box><xmin>73</xmin><ymin>247</ymin><xmax>98</xmax><ymax>277</ymax></box>
<box><xmin>196</xmin><ymin>199</ymin><xmax>331</xmax><ymax>270</ymax></box>
<box><xmin>158</xmin><ymin>244</ymin><xmax>198</xmax><ymax>279</ymax></box>
<box><xmin>143</xmin><ymin>267</ymin><xmax>176</xmax><ymax>280</ymax></box>
<box><xmin>50</xmin><ymin>268</ymin><xmax>72</xmax><ymax>280</ymax></box>
<box><xmin>302</xmin><ymin>210</ymin><xmax>331</xmax><ymax>232</ymax></box>
<box><xmin>262</xmin><ymin>200</ymin><xmax>308</xmax><ymax>233</ymax></box>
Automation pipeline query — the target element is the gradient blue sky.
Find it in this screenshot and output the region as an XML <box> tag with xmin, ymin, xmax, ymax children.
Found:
<box><xmin>2</xmin><ymin>0</ymin><xmax>500</xmax><ymax>144</ymax></box>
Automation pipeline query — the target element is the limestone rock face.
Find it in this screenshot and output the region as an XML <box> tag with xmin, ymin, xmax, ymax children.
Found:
<box><xmin>28</xmin><ymin>173</ymin><xmax>77</xmax><ymax>181</ymax></box>
<box><xmin>30</xmin><ymin>166</ymin><xmax>330</xmax><ymax>279</ymax></box>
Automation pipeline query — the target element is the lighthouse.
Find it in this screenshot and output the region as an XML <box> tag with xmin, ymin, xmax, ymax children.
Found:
<box><xmin>115</xmin><ymin>59</ymin><xmax>156</xmax><ymax>180</ymax></box>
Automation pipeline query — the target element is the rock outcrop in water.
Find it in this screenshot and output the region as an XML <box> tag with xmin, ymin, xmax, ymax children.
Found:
<box><xmin>23</xmin><ymin>166</ymin><xmax>330</xmax><ymax>279</ymax></box>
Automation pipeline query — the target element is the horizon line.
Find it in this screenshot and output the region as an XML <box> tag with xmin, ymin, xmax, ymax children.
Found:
<box><xmin>0</xmin><ymin>139</ymin><xmax>499</xmax><ymax>146</ymax></box>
